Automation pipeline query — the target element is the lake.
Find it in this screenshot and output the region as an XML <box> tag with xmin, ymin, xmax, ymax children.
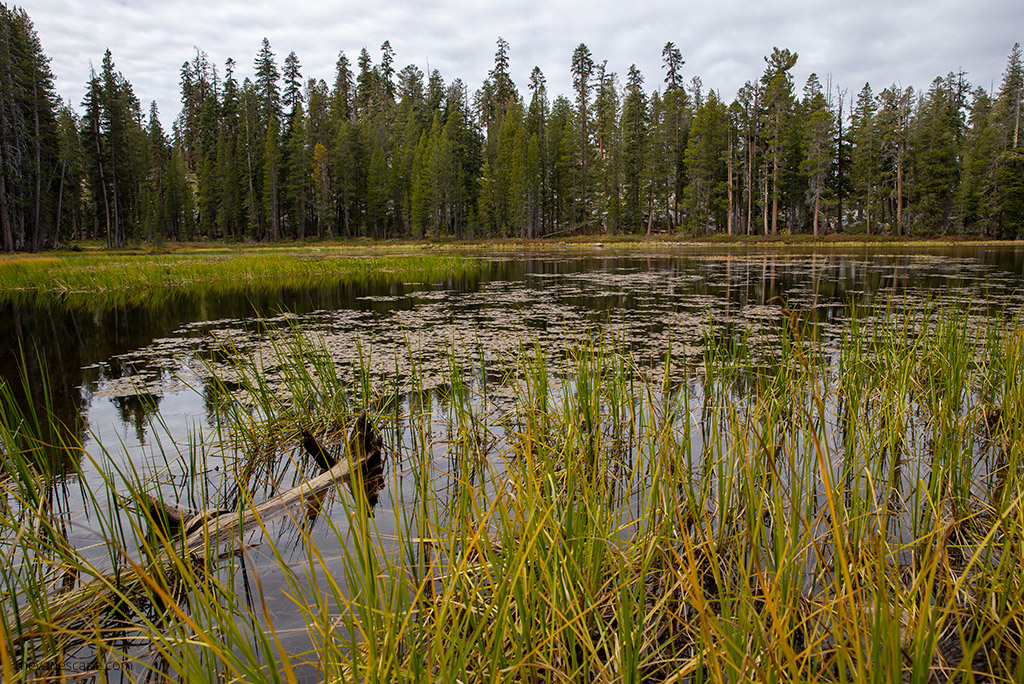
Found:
<box><xmin>4</xmin><ymin>243</ymin><xmax>1024</xmax><ymax>681</ymax></box>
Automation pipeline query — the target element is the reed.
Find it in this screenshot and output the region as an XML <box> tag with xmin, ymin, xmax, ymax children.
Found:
<box><xmin>1</xmin><ymin>303</ymin><xmax>1022</xmax><ymax>682</ymax></box>
<box><xmin>0</xmin><ymin>248</ymin><xmax>479</xmax><ymax>311</ymax></box>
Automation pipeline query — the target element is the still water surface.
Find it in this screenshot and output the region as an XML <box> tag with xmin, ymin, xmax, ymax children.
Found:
<box><xmin>5</xmin><ymin>244</ymin><xmax>1024</xmax><ymax>678</ymax></box>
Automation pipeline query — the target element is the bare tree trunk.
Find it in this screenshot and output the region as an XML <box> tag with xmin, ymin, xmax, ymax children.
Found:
<box><xmin>771</xmin><ymin>139</ymin><xmax>779</xmax><ymax>235</ymax></box>
<box><xmin>896</xmin><ymin>104</ymin><xmax>904</xmax><ymax>236</ymax></box>
<box><xmin>110</xmin><ymin>145</ymin><xmax>121</xmax><ymax>248</ymax></box>
<box><xmin>0</xmin><ymin>172</ymin><xmax>12</xmax><ymax>252</ymax></box>
<box><xmin>813</xmin><ymin>191</ymin><xmax>820</xmax><ymax>237</ymax></box>
<box><xmin>92</xmin><ymin>115</ymin><xmax>112</xmax><ymax>248</ymax></box>
<box><xmin>31</xmin><ymin>78</ymin><xmax>42</xmax><ymax>251</ymax></box>
<box><xmin>836</xmin><ymin>88</ymin><xmax>846</xmax><ymax>233</ymax></box>
<box><xmin>896</xmin><ymin>150</ymin><xmax>903</xmax><ymax>237</ymax></box>
<box><xmin>763</xmin><ymin>173</ymin><xmax>769</xmax><ymax>235</ymax></box>
<box><xmin>748</xmin><ymin>90</ymin><xmax>758</xmax><ymax>236</ymax></box>
<box><xmin>646</xmin><ymin>179</ymin><xmax>655</xmax><ymax>237</ymax></box>
<box><xmin>55</xmin><ymin>159</ymin><xmax>66</xmax><ymax>246</ymax></box>
<box><xmin>727</xmin><ymin>128</ymin><xmax>734</xmax><ymax>236</ymax></box>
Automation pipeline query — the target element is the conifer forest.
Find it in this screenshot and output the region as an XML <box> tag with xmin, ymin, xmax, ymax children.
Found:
<box><xmin>1</xmin><ymin>4</ymin><xmax>1023</xmax><ymax>252</ymax></box>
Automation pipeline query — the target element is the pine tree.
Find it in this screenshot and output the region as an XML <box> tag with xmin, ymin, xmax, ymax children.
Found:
<box><xmin>876</xmin><ymin>85</ymin><xmax>913</xmax><ymax>235</ymax></box>
<box><xmin>799</xmin><ymin>74</ymin><xmax>835</xmax><ymax>235</ymax></box>
<box><xmin>760</xmin><ymin>48</ymin><xmax>798</xmax><ymax>234</ymax></box>
<box><xmin>217</xmin><ymin>58</ymin><xmax>245</xmax><ymax>240</ymax></box>
<box><xmin>849</xmin><ymin>83</ymin><xmax>879</xmax><ymax>233</ymax></box>
<box><xmin>283</xmin><ymin>100</ymin><xmax>308</xmax><ymax>239</ymax></box>
<box><xmin>263</xmin><ymin>112</ymin><xmax>281</xmax><ymax>240</ymax></box>
<box><xmin>661</xmin><ymin>42</ymin><xmax>689</xmax><ymax>230</ymax></box>
<box><xmin>594</xmin><ymin>62</ymin><xmax>620</xmax><ymax>234</ymax></box>
<box><xmin>621</xmin><ymin>65</ymin><xmax>647</xmax><ymax>233</ymax></box>
<box><xmin>0</xmin><ymin>5</ymin><xmax>60</xmax><ymax>251</ymax></box>
<box><xmin>685</xmin><ymin>90</ymin><xmax>729</xmax><ymax>232</ymax></box>
<box><xmin>960</xmin><ymin>88</ymin><xmax>1001</xmax><ymax>234</ymax></box>
<box><xmin>571</xmin><ymin>43</ymin><xmax>595</xmax><ymax>225</ymax></box>
<box><xmin>253</xmin><ymin>38</ymin><xmax>281</xmax><ymax>123</ymax></box>
<box><xmin>282</xmin><ymin>51</ymin><xmax>303</xmax><ymax>113</ymax></box>
<box><xmin>909</xmin><ymin>75</ymin><xmax>963</xmax><ymax>233</ymax></box>
<box><xmin>996</xmin><ymin>43</ymin><xmax>1023</xmax><ymax>150</ymax></box>
<box><xmin>526</xmin><ymin>67</ymin><xmax>549</xmax><ymax>236</ymax></box>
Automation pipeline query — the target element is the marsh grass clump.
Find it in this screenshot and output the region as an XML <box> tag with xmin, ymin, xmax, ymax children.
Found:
<box><xmin>0</xmin><ymin>249</ymin><xmax>479</xmax><ymax>310</ymax></box>
<box><xmin>2</xmin><ymin>304</ymin><xmax>1024</xmax><ymax>682</ymax></box>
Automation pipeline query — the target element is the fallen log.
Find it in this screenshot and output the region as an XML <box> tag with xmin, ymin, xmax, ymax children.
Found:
<box><xmin>16</xmin><ymin>410</ymin><xmax>383</xmax><ymax>650</ymax></box>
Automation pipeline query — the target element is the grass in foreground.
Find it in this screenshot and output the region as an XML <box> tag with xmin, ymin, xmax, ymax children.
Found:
<box><xmin>0</xmin><ymin>304</ymin><xmax>1022</xmax><ymax>682</ymax></box>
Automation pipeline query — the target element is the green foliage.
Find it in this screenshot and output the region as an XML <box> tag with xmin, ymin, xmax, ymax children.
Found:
<box><xmin>995</xmin><ymin>149</ymin><xmax>1024</xmax><ymax>235</ymax></box>
<box><xmin>5</xmin><ymin>306</ymin><xmax>1024</xmax><ymax>680</ymax></box>
<box><xmin>2</xmin><ymin>9</ymin><xmax>1023</xmax><ymax>250</ymax></box>
<box><xmin>684</xmin><ymin>90</ymin><xmax>730</xmax><ymax>232</ymax></box>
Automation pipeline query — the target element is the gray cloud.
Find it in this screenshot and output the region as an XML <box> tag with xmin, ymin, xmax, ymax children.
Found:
<box><xmin>20</xmin><ymin>0</ymin><xmax>1023</xmax><ymax>124</ymax></box>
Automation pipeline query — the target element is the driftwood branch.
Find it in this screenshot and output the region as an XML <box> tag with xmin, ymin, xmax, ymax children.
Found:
<box><xmin>18</xmin><ymin>411</ymin><xmax>383</xmax><ymax>644</ymax></box>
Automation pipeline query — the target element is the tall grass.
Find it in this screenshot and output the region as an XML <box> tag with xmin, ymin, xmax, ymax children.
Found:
<box><xmin>1</xmin><ymin>304</ymin><xmax>1023</xmax><ymax>682</ymax></box>
<box><xmin>0</xmin><ymin>249</ymin><xmax>479</xmax><ymax>310</ymax></box>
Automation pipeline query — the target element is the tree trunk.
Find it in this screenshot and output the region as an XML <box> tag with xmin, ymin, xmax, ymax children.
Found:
<box><xmin>19</xmin><ymin>413</ymin><xmax>382</xmax><ymax>641</ymax></box>
<box><xmin>0</xmin><ymin>172</ymin><xmax>12</xmax><ymax>252</ymax></box>
<box><xmin>645</xmin><ymin>179</ymin><xmax>655</xmax><ymax>237</ymax></box>
<box><xmin>813</xmin><ymin>190</ymin><xmax>820</xmax><ymax>237</ymax></box>
<box><xmin>763</xmin><ymin>173</ymin><xmax>769</xmax><ymax>235</ymax></box>
<box><xmin>93</xmin><ymin>114</ymin><xmax>112</xmax><ymax>248</ymax></box>
<box><xmin>1014</xmin><ymin>98</ymin><xmax>1020</xmax><ymax>149</ymax></box>
<box><xmin>32</xmin><ymin>77</ymin><xmax>41</xmax><ymax>252</ymax></box>
<box><xmin>110</xmin><ymin>144</ymin><xmax>121</xmax><ymax>248</ymax></box>
<box><xmin>771</xmin><ymin>140</ymin><xmax>779</xmax><ymax>235</ymax></box>
<box><xmin>896</xmin><ymin>106</ymin><xmax>904</xmax><ymax>236</ymax></box>
<box><xmin>55</xmin><ymin>159</ymin><xmax>66</xmax><ymax>246</ymax></box>
<box><xmin>836</xmin><ymin>89</ymin><xmax>845</xmax><ymax>233</ymax></box>
<box><xmin>727</xmin><ymin>128</ymin><xmax>734</xmax><ymax>236</ymax></box>
<box><xmin>896</xmin><ymin>148</ymin><xmax>903</xmax><ymax>237</ymax></box>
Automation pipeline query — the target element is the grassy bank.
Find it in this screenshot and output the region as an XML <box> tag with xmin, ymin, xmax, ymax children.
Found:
<box><xmin>0</xmin><ymin>247</ymin><xmax>480</xmax><ymax>310</ymax></box>
<box><xmin>3</xmin><ymin>237</ymin><xmax>1018</xmax><ymax>310</ymax></box>
<box><xmin>1</xmin><ymin>304</ymin><xmax>1023</xmax><ymax>681</ymax></box>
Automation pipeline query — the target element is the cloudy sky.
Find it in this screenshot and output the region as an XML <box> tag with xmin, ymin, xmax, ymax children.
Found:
<box><xmin>19</xmin><ymin>0</ymin><xmax>1023</xmax><ymax>123</ymax></box>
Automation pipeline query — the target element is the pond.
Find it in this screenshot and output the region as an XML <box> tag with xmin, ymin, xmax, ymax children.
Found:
<box><xmin>4</xmin><ymin>243</ymin><xmax>1024</xmax><ymax>681</ymax></box>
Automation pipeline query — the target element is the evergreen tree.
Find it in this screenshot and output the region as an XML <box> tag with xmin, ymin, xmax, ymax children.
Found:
<box><xmin>571</xmin><ymin>43</ymin><xmax>595</xmax><ymax>224</ymax></box>
<box><xmin>620</xmin><ymin>65</ymin><xmax>647</xmax><ymax>233</ymax></box>
<box><xmin>849</xmin><ymin>83</ymin><xmax>879</xmax><ymax>232</ymax></box>
<box><xmin>0</xmin><ymin>5</ymin><xmax>61</xmax><ymax>251</ymax></box>
<box><xmin>996</xmin><ymin>43</ymin><xmax>1023</xmax><ymax>150</ymax></box>
<box><xmin>799</xmin><ymin>74</ymin><xmax>835</xmax><ymax>235</ymax></box>
<box><xmin>661</xmin><ymin>42</ymin><xmax>690</xmax><ymax>229</ymax></box>
<box><xmin>960</xmin><ymin>88</ymin><xmax>1001</xmax><ymax>234</ymax></box>
<box><xmin>996</xmin><ymin>148</ymin><xmax>1024</xmax><ymax>235</ymax></box>
<box><xmin>253</xmin><ymin>38</ymin><xmax>281</xmax><ymax>123</ymax></box>
<box><xmin>876</xmin><ymin>85</ymin><xmax>913</xmax><ymax>234</ymax></box>
<box><xmin>760</xmin><ymin>47</ymin><xmax>798</xmax><ymax>234</ymax></box>
<box><xmin>282</xmin><ymin>100</ymin><xmax>308</xmax><ymax>239</ymax></box>
<box><xmin>263</xmin><ymin>112</ymin><xmax>281</xmax><ymax>240</ymax></box>
<box><xmin>526</xmin><ymin>67</ymin><xmax>549</xmax><ymax>236</ymax></box>
<box><xmin>177</xmin><ymin>48</ymin><xmax>218</xmax><ymax>172</ymax></box>
<box><xmin>685</xmin><ymin>90</ymin><xmax>729</xmax><ymax>232</ymax></box>
<box><xmin>909</xmin><ymin>75</ymin><xmax>963</xmax><ymax>233</ymax></box>
<box><xmin>282</xmin><ymin>51</ymin><xmax>303</xmax><ymax>113</ymax></box>
<box><xmin>216</xmin><ymin>58</ymin><xmax>245</xmax><ymax>240</ymax></box>
<box><xmin>594</xmin><ymin>62</ymin><xmax>620</xmax><ymax>233</ymax></box>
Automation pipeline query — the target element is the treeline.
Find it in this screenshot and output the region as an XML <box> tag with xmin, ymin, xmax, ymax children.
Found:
<box><xmin>1</xmin><ymin>5</ymin><xmax>1023</xmax><ymax>251</ymax></box>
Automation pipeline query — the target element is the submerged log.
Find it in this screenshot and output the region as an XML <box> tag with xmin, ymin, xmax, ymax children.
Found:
<box><xmin>302</xmin><ymin>429</ymin><xmax>337</xmax><ymax>470</ymax></box>
<box><xmin>19</xmin><ymin>411</ymin><xmax>384</xmax><ymax>644</ymax></box>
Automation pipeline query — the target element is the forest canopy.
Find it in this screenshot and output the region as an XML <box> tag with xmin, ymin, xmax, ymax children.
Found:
<box><xmin>1</xmin><ymin>4</ymin><xmax>1022</xmax><ymax>251</ymax></box>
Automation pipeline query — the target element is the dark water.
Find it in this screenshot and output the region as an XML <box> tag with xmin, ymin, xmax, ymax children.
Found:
<box><xmin>4</xmin><ymin>244</ymin><xmax>1024</xmax><ymax>679</ymax></box>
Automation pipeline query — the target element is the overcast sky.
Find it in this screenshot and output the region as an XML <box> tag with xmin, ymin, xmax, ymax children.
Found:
<box><xmin>18</xmin><ymin>0</ymin><xmax>1024</xmax><ymax>124</ymax></box>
